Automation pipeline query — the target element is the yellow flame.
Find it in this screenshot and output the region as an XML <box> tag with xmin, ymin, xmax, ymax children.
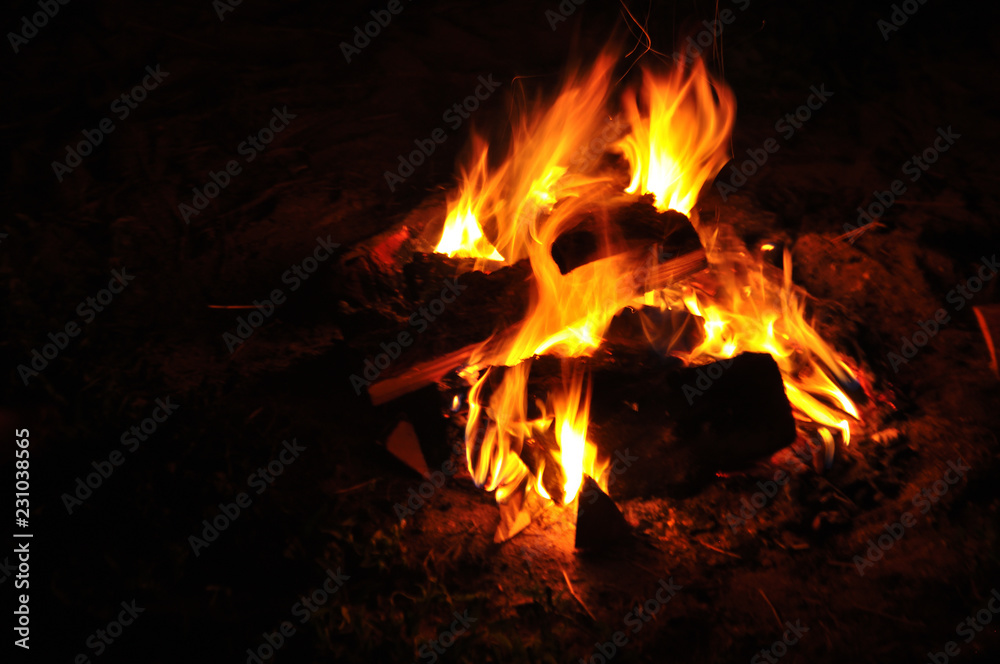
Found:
<box><xmin>432</xmin><ymin>54</ymin><xmax>620</xmax><ymax>267</ymax></box>
<box><xmin>615</xmin><ymin>59</ymin><xmax>735</xmax><ymax>215</ymax></box>
<box><xmin>551</xmin><ymin>365</ymin><xmax>592</xmax><ymax>503</ymax></box>
<box><xmin>439</xmin><ymin>46</ymin><xmax>861</xmax><ymax>530</ymax></box>
<box><xmin>433</xmin><ymin>143</ymin><xmax>506</xmax><ymax>261</ymax></box>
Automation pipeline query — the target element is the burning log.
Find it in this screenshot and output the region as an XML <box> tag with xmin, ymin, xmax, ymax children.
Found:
<box><xmin>665</xmin><ymin>351</ymin><xmax>799</xmax><ymax>470</ymax></box>
<box><xmin>366</xmin><ymin>247</ymin><xmax>708</xmax><ymax>406</ymax></box>
<box><xmin>349</xmin><ymin>196</ymin><xmax>706</xmax><ymax>405</ymax></box>
<box><xmin>369</xmin><ymin>343</ymin><xmax>482</xmax><ymax>407</ymax></box>
<box><xmin>550</xmin><ymin>199</ymin><xmax>701</xmax><ymax>274</ymax></box>
<box><xmin>525</xmin><ymin>351</ymin><xmax>798</xmax><ymax>498</ymax></box>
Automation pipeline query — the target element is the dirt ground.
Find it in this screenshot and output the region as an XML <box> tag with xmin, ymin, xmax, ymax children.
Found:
<box><xmin>4</xmin><ymin>1</ymin><xmax>1000</xmax><ymax>662</ymax></box>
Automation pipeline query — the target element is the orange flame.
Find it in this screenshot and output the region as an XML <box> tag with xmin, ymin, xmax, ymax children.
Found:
<box><xmin>615</xmin><ymin>59</ymin><xmax>735</xmax><ymax>215</ymax></box>
<box><xmin>433</xmin><ymin>143</ymin><xmax>505</xmax><ymax>262</ymax></box>
<box><xmin>438</xmin><ymin>46</ymin><xmax>861</xmax><ymax>535</ymax></box>
<box><xmin>669</xmin><ymin>242</ymin><xmax>860</xmax><ymax>447</ymax></box>
<box><xmin>551</xmin><ymin>364</ymin><xmax>593</xmax><ymax>504</ymax></box>
<box><xmin>433</xmin><ymin>53</ymin><xmax>620</xmax><ymax>268</ymax></box>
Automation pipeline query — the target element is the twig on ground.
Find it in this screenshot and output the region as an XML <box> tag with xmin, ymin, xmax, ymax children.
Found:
<box><xmin>332</xmin><ymin>478</ymin><xmax>379</xmax><ymax>494</ymax></box>
<box><xmin>561</xmin><ymin>568</ymin><xmax>596</xmax><ymax>622</ymax></box>
<box><xmin>698</xmin><ymin>539</ymin><xmax>741</xmax><ymax>559</ymax></box>
<box><xmin>758</xmin><ymin>588</ymin><xmax>784</xmax><ymax>630</ymax></box>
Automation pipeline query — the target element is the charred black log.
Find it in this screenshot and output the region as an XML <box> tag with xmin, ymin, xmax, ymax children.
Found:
<box><xmin>342</xmin><ymin>193</ymin><xmax>707</xmax><ymax>405</ymax></box>
<box><xmin>550</xmin><ymin>198</ymin><xmax>701</xmax><ymax>275</ymax></box>
<box><xmin>365</xmin><ymin>249</ymin><xmax>707</xmax><ymax>405</ymax></box>
<box><xmin>526</xmin><ymin>350</ymin><xmax>798</xmax><ymax>498</ymax></box>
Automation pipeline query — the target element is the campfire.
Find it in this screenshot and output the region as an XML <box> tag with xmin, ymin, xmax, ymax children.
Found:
<box><xmin>360</xmin><ymin>45</ymin><xmax>873</xmax><ymax>546</ymax></box>
<box><xmin>21</xmin><ymin>1</ymin><xmax>998</xmax><ymax>661</ymax></box>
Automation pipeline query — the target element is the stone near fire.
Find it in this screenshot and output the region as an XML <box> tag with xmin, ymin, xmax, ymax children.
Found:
<box><xmin>574</xmin><ymin>475</ymin><xmax>630</xmax><ymax>551</ymax></box>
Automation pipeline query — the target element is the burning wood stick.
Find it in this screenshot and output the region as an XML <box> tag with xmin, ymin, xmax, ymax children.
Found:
<box><xmin>645</xmin><ymin>247</ymin><xmax>708</xmax><ymax>287</ymax></box>
<box><xmin>369</xmin><ymin>343</ymin><xmax>482</xmax><ymax>406</ymax></box>
<box><xmin>366</xmin><ymin>248</ymin><xmax>707</xmax><ymax>406</ymax></box>
<box><xmin>551</xmin><ymin>203</ymin><xmax>701</xmax><ymax>274</ymax></box>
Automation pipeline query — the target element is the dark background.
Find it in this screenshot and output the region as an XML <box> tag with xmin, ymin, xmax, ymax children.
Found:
<box><xmin>3</xmin><ymin>1</ymin><xmax>1000</xmax><ymax>662</ymax></box>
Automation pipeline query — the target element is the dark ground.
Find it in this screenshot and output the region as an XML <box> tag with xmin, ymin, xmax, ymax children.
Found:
<box><xmin>3</xmin><ymin>1</ymin><xmax>1000</xmax><ymax>662</ymax></box>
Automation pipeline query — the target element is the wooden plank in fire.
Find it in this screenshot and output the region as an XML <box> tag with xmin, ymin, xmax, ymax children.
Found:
<box><xmin>369</xmin><ymin>342</ymin><xmax>482</xmax><ymax>406</ymax></box>
<box><xmin>366</xmin><ymin>248</ymin><xmax>707</xmax><ymax>406</ymax></box>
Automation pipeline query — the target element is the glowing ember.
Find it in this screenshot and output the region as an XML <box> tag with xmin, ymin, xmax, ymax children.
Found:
<box><xmin>435</xmin><ymin>45</ymin><xmax>862</xmax><ymax>535</ymax></box>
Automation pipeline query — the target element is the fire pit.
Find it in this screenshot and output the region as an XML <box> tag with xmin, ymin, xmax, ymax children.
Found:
<box><xmin>352</xmin><ymin>46</ymin><xmax>875</xmax><ymax>548</ymax></box>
